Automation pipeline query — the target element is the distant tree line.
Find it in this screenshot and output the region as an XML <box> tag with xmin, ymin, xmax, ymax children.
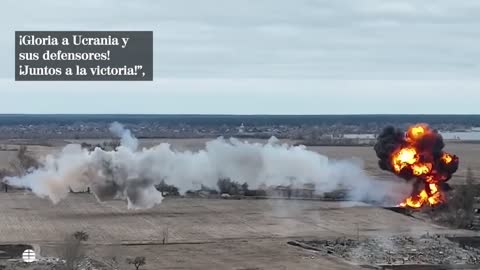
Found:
<box><xmin>1</xmin><ymin>114</ymin><xmax>480</xmax><ymax>127</ymax></box>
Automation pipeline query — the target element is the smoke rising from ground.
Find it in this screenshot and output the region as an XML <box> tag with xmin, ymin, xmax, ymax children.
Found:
<box><xmin>109</xmin><ymin>122</ymin><xmax>138</xmax><ymax>151</ymax></box>
<box><xmin>2</xmin><ymin>123</ymin><xmax>411</xmax><ymax>209</ymax></box>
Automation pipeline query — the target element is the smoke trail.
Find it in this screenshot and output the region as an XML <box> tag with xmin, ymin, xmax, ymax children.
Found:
<box><xmin>3</xmin><ymin>123</ymin><xmax>411</xmax><ymax>209</ymax></box>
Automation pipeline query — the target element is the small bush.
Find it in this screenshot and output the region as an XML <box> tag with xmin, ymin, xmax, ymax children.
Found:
<box><xmin>217</xmin><ymin>178</ymin><xmax>242</xmax><ymax>195</ymax></box>
<box><xmin>156</xmin><ymin>180</ymin><xmax>179</xmax><ymax>196</ymax></box>
<box><xmin>73</xmin><ymin>230</ymin><xmax>89</xmax><ymax>242</ymax></box>
<box><xmin>126</xmin><ymin>256</ymin><xmax>146</xmax><ymax>270</ymax></box>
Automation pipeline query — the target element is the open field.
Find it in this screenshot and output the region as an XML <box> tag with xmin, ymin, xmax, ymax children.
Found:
<box><xmin>0</xmin><ymin>138</ymin><xmax>478</xmax><ymax>269</ymax></box>
<box><xmin>0</xmin><ymin>193</ymin><xmax>476</xmax><ymax>269</ymax></box>
<box><xmin>1</xmin><ymin>194</ymin><xmax>462</xmax><ymax>245</ymax></box>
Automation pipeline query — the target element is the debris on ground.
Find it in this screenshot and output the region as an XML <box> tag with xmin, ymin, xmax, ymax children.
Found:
<box><xmin>0</xmin><ymin>256</ymin><xmax>107</xmax><ymax>270</ymax></box>
<box><xmin>296</xmin><ymin>233</ymin><xmax>480</xmax><ymax>265</ymax></box>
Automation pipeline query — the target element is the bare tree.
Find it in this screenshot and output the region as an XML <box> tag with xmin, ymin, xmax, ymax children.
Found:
<box><xmin>73</xmin><ymin>230</ymin><xmax>89</xmax><ymax>242</ymax></box>
<box><xmin>126</xmin><ymin>256</ymin><xmax>146</xmax><ymax>270</ymax></box>
<box><xmin>156</xmin><ymin>180</ymin><xmax>179</xmax><ymax>196</ymax></box>
<box><xmin>61</xmin><ymin>231</ymin><xmax>89</xmax><ymax>270</ymax></box>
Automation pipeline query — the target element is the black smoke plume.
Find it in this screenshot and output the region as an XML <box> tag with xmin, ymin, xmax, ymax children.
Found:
<box><xmin>374</xmin><ymin>124</ymin><xmax>459</xmax><ymax>191</ymax></box>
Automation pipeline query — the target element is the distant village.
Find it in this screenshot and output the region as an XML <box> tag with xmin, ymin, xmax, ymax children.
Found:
<box><xmin>0</xmin><ymin>121</ymin><xmax>474</xmax><ymax>145</ymax></box>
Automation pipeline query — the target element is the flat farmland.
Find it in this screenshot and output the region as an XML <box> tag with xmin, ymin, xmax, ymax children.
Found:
<box><xmin>0</xmin><ymin>193</ymin><xmax>474</xmax><ymax>269</ymax></box>
<box><xmin>0</xmin><ymin>138</ymin><xmax>478</xmax><ymax>269</ymax></box>
<box><xmin>0</xmin><ymin>194</ymin><xmax>457</xmax><ymax>245</ymax></box>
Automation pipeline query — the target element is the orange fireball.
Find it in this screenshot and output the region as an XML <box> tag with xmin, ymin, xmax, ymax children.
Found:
<box><xmin>386</xmin><ymin>124</ymin><xmax>457</xmax><ymax>208</ymax></box>
<box><xmin>376</xmin><ymin>123</ymin><xmax>458</xmax><ymax>209</ymax></box>
<box><xmin>399</xmin><ymin>183</ymin><xmax>443</xmax><ymax>208</ymax></box>
<box><xmin>391</xmin><ymin>147</ymin><xmax>417</xmax><ymax>172</ymax></box>
<box><xmin>407</xmin><ymin>124</ymin><xmax>427</xmax><ymax>141</ymax></box>
<box><xmin>441</xmin><ymin>153</ymin><xmax>453</xmax><ymax>164</ymax></box>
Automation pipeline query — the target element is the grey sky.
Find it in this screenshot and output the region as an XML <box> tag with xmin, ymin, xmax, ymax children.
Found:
<box><xmin>2</xmin><ymin>0</ymin><xmax>480</xmax><ymax>113</ymax></box>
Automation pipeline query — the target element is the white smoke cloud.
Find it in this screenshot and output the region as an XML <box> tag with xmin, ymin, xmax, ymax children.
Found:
<box><xmin>109</xmin><ymin>122</ymin><xmax>138</xmax><ymax>151</ymax></box>
<box><xmin>2</xmin><ymin>123</ymin><xmax>411</xmax><ymax>209</ymax></box>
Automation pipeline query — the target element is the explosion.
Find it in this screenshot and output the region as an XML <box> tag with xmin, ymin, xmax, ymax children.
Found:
<box><xmin>374</xmin><ymin>124</ymin><xmax>459</xmax><ymax>209</ymax></box>
<box><xmin>2</xmin><ymin>123</ymin><xmax>409</xmax><ymax>209</ymax></box>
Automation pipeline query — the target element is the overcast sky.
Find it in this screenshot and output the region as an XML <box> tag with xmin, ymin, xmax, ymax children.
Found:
<box><xmin>1</xmin><ymin>0</ymin><xmax>480</xmax><ymax>114</ymax></box>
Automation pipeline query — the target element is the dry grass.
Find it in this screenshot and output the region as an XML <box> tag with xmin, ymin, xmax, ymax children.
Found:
<box><xmin>0</xmin><ymin>138</ymin><xmax>478</xmax><ymax>270</ymax></box>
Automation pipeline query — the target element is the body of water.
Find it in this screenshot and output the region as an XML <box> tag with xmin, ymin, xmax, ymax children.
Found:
<box><xmin>343</xmin><ymin>131</ymin><xmax>480</xmax><ymax>141</ymax></box>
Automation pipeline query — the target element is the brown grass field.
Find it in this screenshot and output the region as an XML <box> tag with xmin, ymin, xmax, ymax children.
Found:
<box><xmin>0</xmin><ymin>139</ymin><xmax>478</xmax><ymax>269</ymax></box>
